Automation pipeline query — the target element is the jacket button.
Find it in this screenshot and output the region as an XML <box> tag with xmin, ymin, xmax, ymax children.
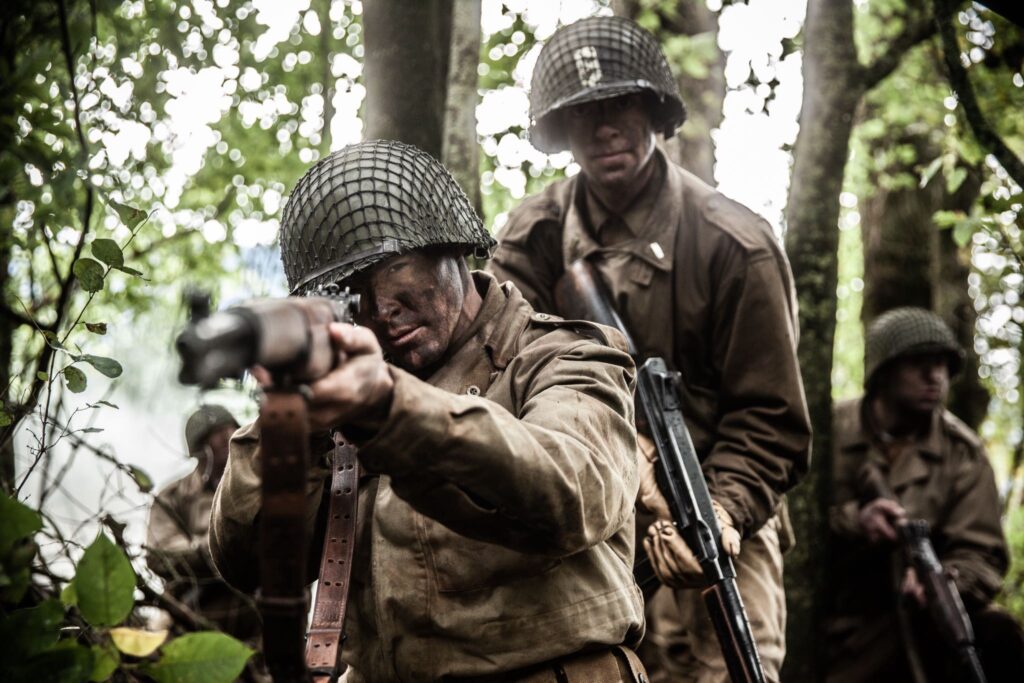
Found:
<box><xmin>466</xmin><ymin>385</ymin><xmax>481</xmax><ymax>396</ymax></box>
<box><xmin>536</xmin><ymin>313</ymin><xmax>550</xmax><ymax>320</ymax></box>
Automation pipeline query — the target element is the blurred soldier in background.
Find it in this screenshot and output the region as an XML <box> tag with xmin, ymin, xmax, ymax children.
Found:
<box><xmin>490</xmin><ymin>16</ymin><xmax>811</xmax><ymax>682</ymax></box>
<box><xmin>827</xmin><ymin>307</ymin><xmax>1024</xmax><ymax>682</ymax></box>
<box><xmin>209</xmin><ymin>140</ymin><xmax>649</xmax><ymax>681</ymax></box>
<box><xmin>147</xmin><ymin>404</ymin><xmax>260</xmax><ymax>643</ymax></box>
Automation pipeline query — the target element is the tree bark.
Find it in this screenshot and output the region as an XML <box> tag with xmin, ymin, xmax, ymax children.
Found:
<box><xmin>362</xmin><ymin>0</ymin><xmax>454</xmax><ymax>159</ymax></box>
<box><xmin>782</xmin><ymin>1</ymin><xmax>864</xmax><ymax>679</ymax></box>
<box><xmin>859</xmin><ymin>125</ymin><xmax>986</xmax><ymax>429</ymax></box>
<box><xmin>442</xmin><ymin>0</ymin><xmax>482</xmax><ymax>215</ymax></box>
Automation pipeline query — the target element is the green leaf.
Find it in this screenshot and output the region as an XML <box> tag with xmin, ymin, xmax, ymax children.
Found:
<box><xmin>0</xmin><ymin>410</ymin><xmax>11</xmax><ymax>427</ymax></box>
<box><xmin>85</xmin><ymin>322</ymin><xmax>108</xmax><ymax>335</ymax></box>
<box><xmin>107</xmin><ymin>200</ymin><xmax>147</xmax><ymax>231</ymax></box>
<box><xmin>74</xmin><ymin>533</ymin><xmax>136</xmax><ymax>627</ymax></box>
<box><xmin>110</xmin><ymin>627</ymin><xmax>167</xmax><ymax>657</ymax></box>
<box><xmin>946</xmin><ymin>166</ymin><xmax>968</xmax><ymax>194</ymax></box>
<box><xmin>0</xmin><ymin>494</ymin><xmax>43</xmax><ymax>556</ymax></box>
<box><xmin>60</xmin><ymin>580</ymin><xmax>78</xmax><ymax>607</ymax></box>
<box><xmin>0</xmin><ymin>600</ymin><xmax>62</xmax><ymax>660</ymax></box>
<box><xmin>37</xmin><ymin>371</ymin><xmax>49</xmax><ymax>381</ymax></box>
<box><xmin>129</xmin><ymin>466</ymin><xmax>154</xmax><ymax>493</ymax></box>
<box><xmin>919</xmin><ymin>156</ymin><xmax>943</xmax><ymax>188</ymax></box>
<box><xmin>89</xmin><ymin>643</ymin><xmax>119</xmax><ymax>682</ymax></box>
<box><xmin>79</xmin><ymin>355</ymin><xmax>123</xmax><ymax>379</ymax></box>
<box><xmin>63</xmin><ymin>366</ymin><xmax>87</xmax><ymax>393</ymax></box>
<box><xmin>142</xmin><ymin>632</ymin><xmax>253</xmax><ymax>683</ymax></box>
<box><xmin>93</xmin><ymin>400</ymin><xmax>119</xmax><ymax>410</ymax></box>
<box><xmin>953</xmin><ymin>220</ymin><xmax>975</xmax><ymax>247</ymax></box>
<box><xmin>91</xmin><ymin>239</ymin><xmax>124</xmax><ymax>268</ymax></box>
<box><xmin>113</xmin><ymin>265</ymin><xmax>146</xmax><ymax>278</ymax></box>
<box><xmin>74</xmin><ymin>258</ymin><xmax>105</xmax><ymax>293</ymax></box>
<box><xmin>79</xmin><ymin>428</ymin><xmax>104</xmax><ymax>434</ymax></box>
<box><xmin>43</xmin><ymin>330</ymin><xmax>67</xmax><ymax>350</ymax></box>
<box><xmin>1</xmin><ymin>640</ymin><xmax>95</xmax><ymax>683</ymax></box>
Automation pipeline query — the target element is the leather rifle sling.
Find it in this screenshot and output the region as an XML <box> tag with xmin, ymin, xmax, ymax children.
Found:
<box><xmin>259</xmin><ymin>391</ymin><xmax>314</xmax><ymax>683</ymax></box>
<box><xmin>305</xmin><ymin>432</ymin><xmax>359</xmax><ymax>683</ymax></box>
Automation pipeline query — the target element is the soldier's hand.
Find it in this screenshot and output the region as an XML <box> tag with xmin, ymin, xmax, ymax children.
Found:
<box><xmin>900</xmin><ymin>567</ymin><xmax>926</xmax><ymax>607</ymax></box>
<box><xmin>637</xmin><ymin>435</ymin><xmax>740</xmax><ymax>587</ymax></box>
<box><xmin>857</xmin><ymin>497</ymin><xmax>906</xmax><ymax>544</ymax></box>
<box><xmin>305</xmin><ymin>323</ymin><xmax>394</xmax><ymax>432</ymax></box>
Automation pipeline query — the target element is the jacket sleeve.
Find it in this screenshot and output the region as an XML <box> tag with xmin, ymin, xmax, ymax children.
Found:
<box><xmin>702</xmin><ymin>244</ymin><xmax>812</xmax><ymax>537</ymax></box>
<box><xmin>208</xmin><ymin>421</ymin><xmax>332</xmax><ymax>592</ymax></box>
<box><xmin>146</xmin><ymin>485</ymin><xmax>213</xmax><ymax>580</ymax></box>
<box><xmin>938</xmin><ymin>443</ymin><xmax>1009</xmax><ymax>608</ymax></box>
<box><xmin>353</xmin><ymin>334</ymin><xmax>639</xmax><ymax>558</ymax></box>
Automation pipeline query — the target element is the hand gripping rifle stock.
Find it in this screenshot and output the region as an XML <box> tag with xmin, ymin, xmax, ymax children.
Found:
<box><xmin>177</xmin><ymin>292</ymin><xmax>360</xmax><ymax>683</ymax></box>
<box><xmin>554</xmin><ymin>259</ymin><xmax>766</xmax><ymax>683</ymax></box>
<box><xmin>858</xmin><ymin>465</ymin><xmax>987</xmax><ymax>683</ymax></box>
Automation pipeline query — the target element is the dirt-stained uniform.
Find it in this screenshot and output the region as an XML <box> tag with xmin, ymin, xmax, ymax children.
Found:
<box><xmin>827</xmin><ymin>398</ymin><xmax>1012</xmax><ymax>682</ymax></box>
<box><xmin>210</xmin><ymin>272</ymin><xmax>646</xmax><ymax>681</ymax></box>
<box><xmin>489</xmin><ymin>148</ymin><xmax>811</xmax><ymax>681</ymax></box>
<box><xmin>147</xmin><ymin>468</ymin><xmax>260</xmax><ymax>640</ymax></box>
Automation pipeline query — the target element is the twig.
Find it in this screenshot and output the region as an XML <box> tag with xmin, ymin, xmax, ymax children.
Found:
<box><xmin>934</xmin><ymin>0</ymin><xmax>1024</xmax><ymax>188</ymax></box>
<box><xmin>861</xmin><ymin>13</ymin><xmax>936</xmax><ymax>90</ymax></box>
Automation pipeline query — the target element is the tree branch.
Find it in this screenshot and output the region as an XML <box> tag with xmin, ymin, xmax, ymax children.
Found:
<box><xmin>934</xmin><ymin>0</ymin><xmax>1024</xmax><ymax>189</ymax></box>
<box><xmin>862</xmin><ymin>14</ymin><xmax>936</xmax><ymax>90</ymax></box>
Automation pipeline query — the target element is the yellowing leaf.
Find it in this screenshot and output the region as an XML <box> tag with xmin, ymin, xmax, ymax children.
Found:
<box><xmin>110</xmin><ymin>627</ymin><xmax>168</xmax><ymax>657</ymax></box>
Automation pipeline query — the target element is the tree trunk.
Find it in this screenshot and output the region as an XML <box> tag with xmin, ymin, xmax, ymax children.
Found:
<box><xmin>860</xmin><ymin>129</ymin><xmax>986</xmax><ymax>429</ymax></box>
<box><xmin>612</xmin><ymin>0</ymin><xmax>725</xmax><ymax>184</ymax></box>
<box><xmin>782</xmin><ymin>1</ymin><xmax>864</xmax><ymax>679</ymax></box>
<box><xmin>319</xmin><ymin>0</ymin><xmax>336</xmax><ymax>152</ymax></box>
<box><xmin>934</xmin><ymin>168</ymin><xmax>987</xmax><ymax>429</ymax></box>
<box><xmin>362</xmin><ymin>0</ymin><xmax>454</xmax><ymax>159</ymax></box>
<box><xmin>442</xmin><ymin>0</ymin><xmax>482</xmax><ymax>215</ymax></box>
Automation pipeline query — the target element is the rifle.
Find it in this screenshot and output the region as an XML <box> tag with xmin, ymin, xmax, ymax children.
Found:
<box><xmin>177</xmin><ymin>290</ymin><xmax>361</xmax><ymax>683</ymax></box>
<box><xmin>554</xmin><ymin>259</ymin><xmax>766</xmax><ymax>683</ymax></box>
<box><xmin>859</xmin><ymin>465</ymin><xmax>987</xmax><ymax>683</ymax></box>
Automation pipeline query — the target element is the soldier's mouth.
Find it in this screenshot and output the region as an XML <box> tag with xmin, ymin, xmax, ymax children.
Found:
<box><xmin>388</xmin><ymin>326</ymin><xmax>424</xmax><ymax>348</ymax></box>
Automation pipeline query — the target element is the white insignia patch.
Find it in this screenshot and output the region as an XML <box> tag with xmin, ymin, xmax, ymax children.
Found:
<box><xmin>573</xmin><ymin>46</ymin><xmax>603</xmax><ymax>88</ymax></box>
<box><xmin>650</xmin><ymin>242</ymin><xmax>665</xmax><ymax>259</ymax></box>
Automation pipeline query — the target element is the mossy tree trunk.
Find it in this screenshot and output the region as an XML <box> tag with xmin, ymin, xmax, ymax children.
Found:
<box><xmin>362</xmin><ymin>0</ymin><xmax>454</xmax><ymax>159</ymax></box>
<box><xmin>783</xmin><ymin>1</ymin><xmax>937</xmax><ymax>679</ymax></box>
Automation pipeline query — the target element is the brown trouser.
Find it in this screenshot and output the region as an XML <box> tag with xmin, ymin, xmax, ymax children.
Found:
<box><xmin>443</xmin><ymin>646</ymin><xmax>648</xmax><ymax>683</ymax></box>
<box><xmin>640</xmin><ymin>515</ymin><xmax>787</xmax><ymax>683</ymax></box>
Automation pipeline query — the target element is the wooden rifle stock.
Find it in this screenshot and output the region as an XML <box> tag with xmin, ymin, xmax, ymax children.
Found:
<box><xmin>554</xmin><ymin>259</ymin><xmax>767</xmax><ymax>683</ymax></box>
<box><xmin>177</xmin><ymin>294</ymin><xmax>361</xmax><ymax>682</ymax></box>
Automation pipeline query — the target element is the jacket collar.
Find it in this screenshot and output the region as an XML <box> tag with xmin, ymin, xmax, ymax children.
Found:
<box><xmin>838</xmin><ymin>397</ymin><xmax>945</xmax><ymax>492</ymax></box>
<box><xmin>562</xmin><ymin>149</ymin><xmax>679</xmax><ymax>273</ymax></box>
<box><xmin>427</xmin><ymin>271</ymin><xmax>532</xmax><ymax>390</ymax></box>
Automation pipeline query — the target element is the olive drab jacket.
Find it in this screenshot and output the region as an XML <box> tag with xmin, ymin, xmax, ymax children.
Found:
<box><xmin>209</xmin><ymin>273</ymin><xmax>645</xmax><ymax>682</ymax></box>
<box><xmin>829</xmin><ymin>397</ymin><xmax>1008</xmax><ymax>615</ymax></box>
<box><xmin>489</xmin><ymin>152</ymin><xmax>811</xmax><ymax>538</ymax></box>
<box><xmin>147</xmin><ymin>469</ymin><xmax>260</xmax><ymax>638</ymax></box>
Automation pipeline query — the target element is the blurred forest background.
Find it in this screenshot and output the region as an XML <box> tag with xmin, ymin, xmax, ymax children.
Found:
<box><xmin>0</xmin><ymin>0</ymin><xmax>1022</xmax><ymax>680</ymax></box>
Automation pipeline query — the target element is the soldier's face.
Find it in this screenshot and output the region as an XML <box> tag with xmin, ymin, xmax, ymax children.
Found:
<box><xmin>884</xmin><ymin>352</ymin><xmax>951</xmax><ymax>415</ymax></box>
<box><xmin>348</xmin><ymin>250</ymin><xmax>470</xmax><ymax>374</ymax></box>
<box><xmin>563</xmin><ymin>93</ymin><xmax>657</xmax><ymax>195</ymax></box>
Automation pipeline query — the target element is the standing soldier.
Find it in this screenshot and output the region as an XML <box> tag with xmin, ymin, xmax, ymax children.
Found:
<box><xmin>209</xmin><ymin>140</ymin><xmax>650</xmax><ymax>681</ymax></box>
<box><xmin>488</xmin><ymin>16</ymin><xmax>811</xmax><ymax>682</ymax></box>
<box><xmin>147</xmin><ymin>404</ymin><xmax>261</xmax><ymax>642</ymax></box>
<box><xmin>827</xmin><ymin>307</ymin><xmax>1024</xmax><ymax>682</ymax></box>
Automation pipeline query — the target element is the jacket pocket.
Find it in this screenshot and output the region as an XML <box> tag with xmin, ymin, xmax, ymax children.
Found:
<box><xmin>420</xmin><ymin>516</ymin><xmax>560</xmax><ymax>593</ymax></box>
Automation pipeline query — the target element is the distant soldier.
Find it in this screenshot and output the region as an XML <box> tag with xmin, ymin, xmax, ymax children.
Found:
<box><xmin>147</xmin><ymin>404</ymin><xmax>260</xmax><ymax>642</ymax></box>
<box><xmin>489</xmin><ymin>16</ymin><xmax>811</xmax><ymax>682</ymax></box>
<box><xmin>210</xmin><ymin>140</ymin><xmax>649</xmax><ymax>681</ymax></box>
<box><xmin>827</xmin><ymin>307</ymin><xmax>1024</xmax><ymax>682</ymax></box>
